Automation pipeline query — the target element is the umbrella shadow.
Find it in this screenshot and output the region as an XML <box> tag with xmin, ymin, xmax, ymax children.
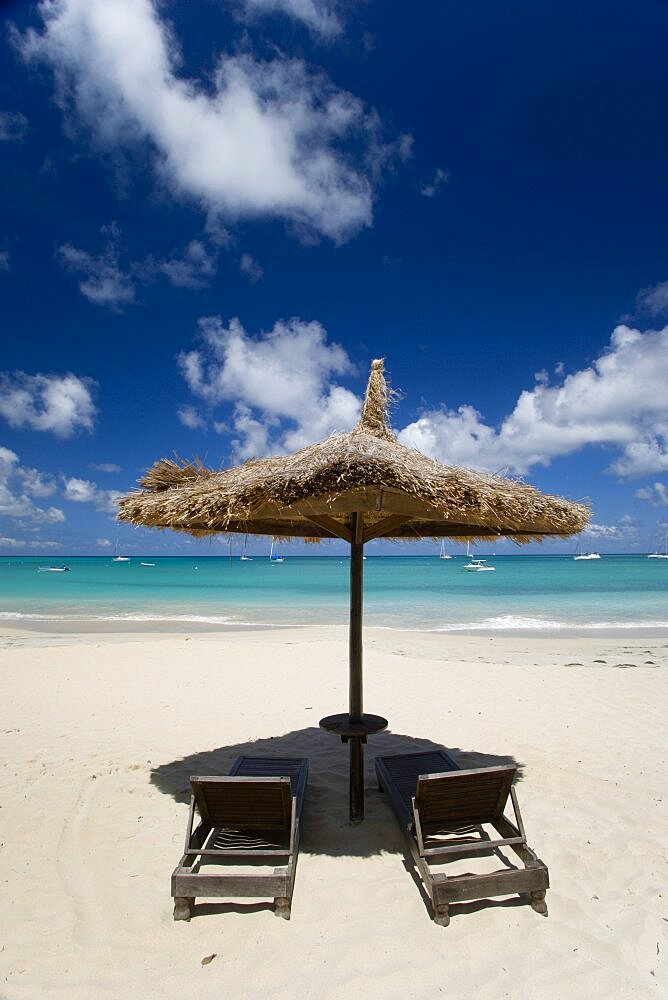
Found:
<box><xmin>151</xmin><ymin>726</ymin><xmax>522</xmax><ymax>859</ymax></box>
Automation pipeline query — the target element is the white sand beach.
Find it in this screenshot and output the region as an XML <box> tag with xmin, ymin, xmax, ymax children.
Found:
<box><xmin>1</xmin><ymin>624</ymin><xmax>666</xmax><ymax>999</ymax></box>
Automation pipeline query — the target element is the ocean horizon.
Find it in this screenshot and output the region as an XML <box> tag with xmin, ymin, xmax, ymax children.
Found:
<box><xmin>2</xmin><ymin>553</ymin><xmax>667</xmax><ymax>634</ymax></box>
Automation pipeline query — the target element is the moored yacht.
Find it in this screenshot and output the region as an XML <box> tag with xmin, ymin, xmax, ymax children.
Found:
<box><xmin>463</xmin><ymin>557</ymin><xmax>495</xmax><ymax>572</ymax></box>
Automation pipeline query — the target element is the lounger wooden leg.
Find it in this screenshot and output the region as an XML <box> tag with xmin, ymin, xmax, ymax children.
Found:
<box><xmin>274</xmin><ymin>897</ymin><xmax>291</xmax><ymax>920</ymax></box>
<box><xmin>530</xmin><ymin>890</ymin><xmax>548</xmax><ymax>916</ymax></box>
<box><xmin>433</xmin><ymin>903</ymin><xmax>450</xmax><ymax>927</ymax></box>
<box><xmin>173</xmin><ymin>896</ymin><xmax>194</xmax><ymax>921</ymax></box>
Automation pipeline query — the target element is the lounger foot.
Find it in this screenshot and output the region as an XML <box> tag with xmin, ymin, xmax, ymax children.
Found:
<box><xmin>433</xmin><ymin>904</ymin><xmax>450</xmax><ymax>927</ymax></box>
<box><xmin>530</xmin><ymin>890</ymin><xmax>548</xmax><ymax>916</ymax></box>
<box><xmin>274</xmin><ymin>897</ymin><xmax>291</xmax><ymax>920</ymax></box>
<box><xmin>173</xmin><ymin>896</ymin><xmax>194</xmax><ymax>921</ymax></box>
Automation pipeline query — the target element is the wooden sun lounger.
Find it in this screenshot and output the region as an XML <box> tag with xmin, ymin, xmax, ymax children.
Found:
<box><xmin>375</xmin><ymin>750</ymin><xmax>549</xmax><ymax>926</ymax></box>
<box><xmin>171</xmin><ymin>755</ymin><xmax>309</xmax><ymax>921</ymax></box>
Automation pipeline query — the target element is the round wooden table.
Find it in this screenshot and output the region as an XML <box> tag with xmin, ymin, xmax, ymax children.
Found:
<box><xmin>320</xmin><ymin>713</ymin><xmax>388</xmax><ymax>822</ymax></box>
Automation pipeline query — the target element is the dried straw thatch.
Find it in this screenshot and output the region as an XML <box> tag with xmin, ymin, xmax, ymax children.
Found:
<box><xmin>117</xmin><ymin>359</ymin><xmax>590</xmax><ymax>543</ymax></box>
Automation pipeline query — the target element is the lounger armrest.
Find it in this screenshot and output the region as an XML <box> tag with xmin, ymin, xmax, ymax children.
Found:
<box><xmin>289</xmin><ymin>796</ymin><xmax>298</xmax><ymax>856</ymax></box>
<box><xmin>411</xmin><ymin>796</ymin><xmax>428</xmax><ymax>856</ymax></box>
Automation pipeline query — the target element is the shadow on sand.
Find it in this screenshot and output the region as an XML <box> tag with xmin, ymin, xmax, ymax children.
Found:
<box><xmin>151</xmin><ymin>726</ymin><xmax>522</xmax><ymax>860</ymax></box>
<box><xmin>153</xmin><ymin>727</ymin><xmax>528</xmax><ymax>922</ymax></box>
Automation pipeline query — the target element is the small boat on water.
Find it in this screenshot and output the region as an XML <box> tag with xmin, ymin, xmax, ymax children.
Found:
<box><xmin>140</xmin><ymin>561</ymin><xmax>155</xmax><ymax>567</ymax></box>
<box><xmin>463</xmin><ymin>557</ymin><xmax>495</xmax><ymax>572</ymax></box>
<box><xmin>574</xmin><ymin>548</ymin><xmax>600</xmax><ymax>560</ymax></box>
<box><xmin>269</xmin><ymin>540</ymin><xmax>284</xmax><ymax>563</ymax></box>
<box><xmin>112</xmin><ymin>555</ymin><xmax>130</xmax><ymax>562</ymax></box>
<box><xmin>648</xmin><ymin>534</ymin><xmax>668</xmax><ymax>559</ymax></box>
<box><xmin>240</xmin><ymin>538</ymin><xmax>253</xmax><ymax>561</ymax></box>
<box><xmin>38</xmin><ymin>565</ymin><xmax>70</xmax><ymax>573</ymax></box>
<box><xmin>439</xmin><ymin>541</ymin><xmax>452</xmax><ymax>560</ymax></box>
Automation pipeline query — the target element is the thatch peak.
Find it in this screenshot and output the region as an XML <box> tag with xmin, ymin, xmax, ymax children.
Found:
<box><xmin>355</xmin><ymin>358</ymin><xmax>396</xmax><ymax>441</ymax></box>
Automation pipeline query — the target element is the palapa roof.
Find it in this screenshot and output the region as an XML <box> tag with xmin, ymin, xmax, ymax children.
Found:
<box><xmin>117</xmin><ymin>359</ymin><xmax>590</xmax><ymax>544</ymax></box>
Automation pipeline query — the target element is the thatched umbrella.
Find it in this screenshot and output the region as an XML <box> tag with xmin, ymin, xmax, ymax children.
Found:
<box><xmin>118</xmin><ymin>360</ymin><xmax>589</xmax><ymax>821</ymax></box>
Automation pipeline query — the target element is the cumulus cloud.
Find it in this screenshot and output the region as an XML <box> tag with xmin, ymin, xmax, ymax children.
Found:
<box><xmin>0</xmin><ymin>447</ymin><xmax>65</xmax><ymax>524</ymax></box>
<box><xmin>59</xmin><ymin>224</ymin><xmax>221</xmax><ymax>305</ymax></box>
<box><xmin>239</xmin><ymin>0</ymin><xmax>343</xmax><ymax>37</ymax></box>
<box><xmin>20</xmin><ymin>0</ymin><xmax>406</xmax><ymax>243</ymax></box>
<box><xmin>635</xmin><ymin>482</ymin><xmax>668</xmax><ymax>506</ymax></box>
<box><xmin>152</xmin><ymin>239</ymin><xmax>218</xmax><ymax>290</ymax></box>
<box><xmin>583</xmin><ymin>523</ymin><xmax>622</xmax><ymax>539</ymax></box>
<box><xmin>420</xmin><ymin>167</ymin><xmax>450</xmax><ymax>198</ymax></box>
<box><xmin>90</xmin><ymin>462</ymin><xmax>121</xmax><ymax>473</ymax></box>
<box><xmin>177</xmin><ymin>405</ymin><xmax>207</xmax><ymax>431</ymax></box>
<box><xmin>0</xmin><ymin>250</ymin><xmax>10</xmax><ymax>271</ymax></box>
<box><xmin>0</xmin><ymin>110</ymin><xmax>28</xmax><ymax>142</ymax></box>
<box><xmin>178</xmin><ymin>315</ymin><xmax>359</xmax><ymax>457</ymax></box>
<box><xmin>0</xmin><ymin>536</ymin><xmax>62</xmax><ymax>550</ymax></box>
<box><xmin>63</xmin><ymin>476</ymin><xmax>123</xmax><ymax>514</ymax></box>
<box><xmin>57</xmin><ymin>222</ymin><xmax>135</xmax><ymax>309</ymax></box>
<box><xmin>0</xmin><ymin>371</ymin><xmax>96</xmax><ymax>437</ymax></box>
<box><xmin>97</xmin><ymin>537</ymin><xmax>112</xmax><ymax>547</ymax></box>
<box><xmin>636</xmin><ymin>280</ymin><xmax>668</xmax><ymax>318</ymax></box>
<box><xmin>239</xmin><ymin>253</ymin><xmax>263</xmax><ymax>283</ymax></box>
<box><xmin>398</xmin><ymin>324</ymin><xmax>668</xmax><ymax>478</ymax></box>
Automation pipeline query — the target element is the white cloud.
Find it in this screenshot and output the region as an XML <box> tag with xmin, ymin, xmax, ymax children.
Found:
<box><xmin>583</xmin><ymin>523</ymin><xmax>622</xmax><ymax>539</ymax></box>
<box><xmin>177</xmin><ymin>405</ymin><xmax>207</xmax><ymax>431</ymax></box>
<box><xmin>420</xmin><ymin>167</ymin><xmax>449</xmax><ymax>198</ymax></box>
<box><xmin>239</xmin><ymin>253</ymin><xmax>263</xmax><ymax>283</ymax></box>
<box><xmin>20</xmin><ymin>0</ymin><xmax>405</xmax><ymax>243</ymax></box>
<box><xmin>398</xmin><ymin>324</ymin><xmax>668</xmax><ymax>478</ymax></box>
<box><xmin>0</xmin><ymin>536</ymin><xmax>62</xmax><ymax>550</ymax></box>
<box><xmin>179</xmin><ymin>315</ymin><xmax>359</xmax><ymax>457</ymax></box>
<box><xmin>63</xmin><ymin>477</ymin><xmax>97</xmax><ymax>503</ymax></box>
<box><xmin>239</xmin><ymin>0</ymin><xmax>343</xmax><ymax>37</ymax></box>
<box><xmin>0</xmin><ymin>110</ymin><xmax>28</xmax><ymax>142</ymax></box>
<box><xmin>16</xmin><ymin>467</ymin><xmax>56</xmax><ymax>498</ymax></box>
<box><xmin>636</xmin><ymin>280</ymin><xmax>668</xmax><ymax>318</ymax></box>
<box><xmin>148</xmin><ymin>239</ymin><xmax>218</xmax><ymax>290</ymax></box>
<box><xmin>0</xmin><ymin>371</ymin><xmax>96</xmax><ymax>437</ymax></box>
<box><xmin>63</xmin><ymin>476</ymin><xmax>122</xmax><ymax>514</ymax></box>
<box><xmin>57</xmin><ymin>222</ymin><xmax>135</xmax><ymax>309</ymax></box>
<box><xmin>0</xmin><ymin>447</ymin><xmax>65</xmax><ymax>524</ymax></box>
<box><xmin>96</xmin><ymin>537</ymin><xmax>112</xmax><ymax>547</ymax></box>
<box><xmin>0</xmin><ymin>250</ymin><xmax>10</xmax><ymax>271</ymax></box>
<box><xmin>635</xmin><ymin>482</ymin><xmax>668</xmax><ymax>506</ymax></box>
<box><xmin>90</xmin><ymin>462</ymin><xmax>121</xmax><ymax>473</ymax></box>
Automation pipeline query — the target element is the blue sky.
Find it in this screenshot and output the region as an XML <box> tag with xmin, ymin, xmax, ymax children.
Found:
<box><xmin>1</xmin><ymin>0</ymin><xmax>667</xmax><ymax>556</ymax></box>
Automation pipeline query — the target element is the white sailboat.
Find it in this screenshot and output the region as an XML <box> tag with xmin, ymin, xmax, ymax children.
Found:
<box><xmin>648</xmin><ymin>533</ymin><xmax>668</xmax><ymax>559</ymax></box>
<box><xmin>240</xmin><ymin>537</ymin><xmax>253</xmax><ymax>561</ymax></box>
<box><xmin>112</xmin><ymin>540</ymin><xmax>129</xmax><ymax>562</ymax></box>
<box><xmin>439</xmin><ymin>540</ymin><xmax>452</xmax><ymax>559</ymax></box>
<box><xmin>269</xmin><ymin>540</ymin><xmax>284</xmax><ymax>563</ymax></box>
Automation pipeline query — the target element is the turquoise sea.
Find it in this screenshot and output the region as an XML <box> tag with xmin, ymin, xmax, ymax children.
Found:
<box><xmin>1</xmin><ymin>554</ymin><xmax>667</xmax><ymax>632</ymax></box>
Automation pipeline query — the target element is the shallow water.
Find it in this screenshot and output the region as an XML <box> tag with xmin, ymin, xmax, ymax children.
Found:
<box><xmin>1</xmin><ymin>554</ymin><xmax>667</xmax><ymax>632</ymax></box>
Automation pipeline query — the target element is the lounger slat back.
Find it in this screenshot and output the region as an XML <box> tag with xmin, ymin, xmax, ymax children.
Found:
<box><xmin>415</xmin><ymin>765</ymin><xmax>517</xmax><ymax>832</ymax></box>
<box><xmin>190</xmin><ymin>776</ymin><xmax>292</xmax><ymax>832</ymax></box>
<box><xmin>231</xmin><ymin>755</ymin><xmax>308</xmax><ymax>815</ymax></box>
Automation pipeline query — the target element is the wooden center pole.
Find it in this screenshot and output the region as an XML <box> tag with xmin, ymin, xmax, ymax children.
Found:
<box><xmin>349</xmin><ymin>512</ymin><xmax>364</xmax><ymax>822</ymax></box>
